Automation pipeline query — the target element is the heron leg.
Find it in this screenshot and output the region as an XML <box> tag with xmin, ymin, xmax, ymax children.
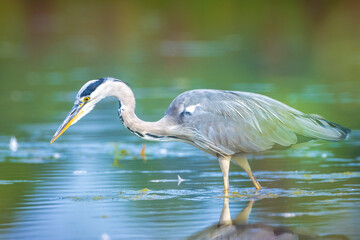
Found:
<box><xmin>232</xmin><ymin>153</ymin><xmax>262</xmax><ymax>190</ymax></box>
<box><xmin>218</xmin><ymin>155</ymin><xmax>231</xmax><ymax>192</ymax></box>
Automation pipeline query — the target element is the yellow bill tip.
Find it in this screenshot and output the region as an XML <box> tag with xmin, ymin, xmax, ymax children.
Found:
<box><xmin>50</xmin><ymin>108</ymin><xmax>83</xmax><ymax>144</ymax></box>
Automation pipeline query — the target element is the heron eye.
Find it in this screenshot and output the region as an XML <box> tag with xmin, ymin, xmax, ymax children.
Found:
<box><xmin>83</xmin><ymin>97</ymin><xmax>90</xmax><ymax>102</ymax></box>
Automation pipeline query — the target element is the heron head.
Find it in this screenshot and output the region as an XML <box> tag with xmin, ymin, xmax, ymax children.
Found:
<box><xmin>50</xmin><ymin>77</ymin><xmax>114</xmax><ymax>144</ymax></box>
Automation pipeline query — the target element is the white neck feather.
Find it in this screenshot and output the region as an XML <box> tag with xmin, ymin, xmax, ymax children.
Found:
<box><xmin>104</xmin><ymin>80</ymin><xmax>177</xmax><ymax>141</ymax></box>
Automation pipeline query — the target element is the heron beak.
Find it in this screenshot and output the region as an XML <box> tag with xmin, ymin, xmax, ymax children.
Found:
<box><xmin>50</xmin><ymin>104</ymin><xmax>84</xmax><ymax>144</ymax></box>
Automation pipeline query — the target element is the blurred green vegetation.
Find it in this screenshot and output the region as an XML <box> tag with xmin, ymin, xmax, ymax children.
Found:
<box><xmin>0</xmin><ymin>0</ymin><xmax>359</xmax><ymax>135</ymax></box>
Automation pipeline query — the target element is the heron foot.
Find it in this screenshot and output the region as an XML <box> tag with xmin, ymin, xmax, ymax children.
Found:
<box><xmin>250</xmin><ymin>175</ymin><xmax>262</xmax><ymax>190</ymax></box>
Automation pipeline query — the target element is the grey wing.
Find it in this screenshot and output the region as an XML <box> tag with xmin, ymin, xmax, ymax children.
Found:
<box><xmin>166</xmin><ymin>89</ymin><xmax>350</xmax><ymax>155</ymax></box>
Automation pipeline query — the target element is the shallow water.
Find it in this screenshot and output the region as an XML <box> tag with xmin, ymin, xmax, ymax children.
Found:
<box><xmin>1</xmin><ymin>2</ymin><xmax>359</xmax><ymax>240</ymax></box>
<box><xmin>0</xmin><ymin>96</ymin><xmax>359</xmax><ymax>239</ymax></box>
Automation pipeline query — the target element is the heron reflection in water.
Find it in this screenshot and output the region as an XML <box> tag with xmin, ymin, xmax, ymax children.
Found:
<box><xmin>188</xmin><ymin>196</ymin><xmax>349</xmax><ymax>240</ymax></box>
<box><xmin>51</xmin><ymin>77</ymin><xmax>350</xmax><ymax>190</ymax></box>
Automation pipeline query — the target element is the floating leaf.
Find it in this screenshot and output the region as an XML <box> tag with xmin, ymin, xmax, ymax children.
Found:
<box><xmin>92</xmin><ymin>196</ymin><xmax>105</xmax><ymax>200</ymax></box>
<box><xmin>291</xmin><ymin>190</ymin><xmax>304</xmax><ymax>195</ymax></box>
<box><xmin>120</xmin><ymin>149</ymin><xmax>127</xmax><ymax>155</ymax></box>
<box><xmin>265</xmin><ymin>193</ymin><xmax>279</xmax><ymax>198</ymax></box>
<box><xmin>303</xmin><ymin>174</ymin><xmax>311</xmax><ymax>179</ymax></box>
<box><xmin>343</xmin><ymin>172</ymin><xmax>359</xmax><ymax>176</ymax></box>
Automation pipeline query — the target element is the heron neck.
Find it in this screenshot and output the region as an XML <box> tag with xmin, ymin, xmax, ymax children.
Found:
<box><xmin>111</xmin><ymin>82</ymin><xmax>172</xmax><ymax>138</ymax></box>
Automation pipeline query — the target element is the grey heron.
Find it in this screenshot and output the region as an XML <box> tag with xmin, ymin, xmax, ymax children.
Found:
<box><xmin>50</xmin><ymin>77</ymin><xmax>351</xmax><ymax>191</ymax></box>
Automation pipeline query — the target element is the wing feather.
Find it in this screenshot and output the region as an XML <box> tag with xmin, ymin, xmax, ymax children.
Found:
<box><xmin>166</xmin><ymin>89</ymin><xmax>350</xmax><ymax>154</ymax></box>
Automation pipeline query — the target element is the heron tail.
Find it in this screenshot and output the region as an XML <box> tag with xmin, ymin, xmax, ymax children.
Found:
<box><xmin>292</xmin><ymin>114</ymin><xmax>351</xmax><ymax>141</ymax></box>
